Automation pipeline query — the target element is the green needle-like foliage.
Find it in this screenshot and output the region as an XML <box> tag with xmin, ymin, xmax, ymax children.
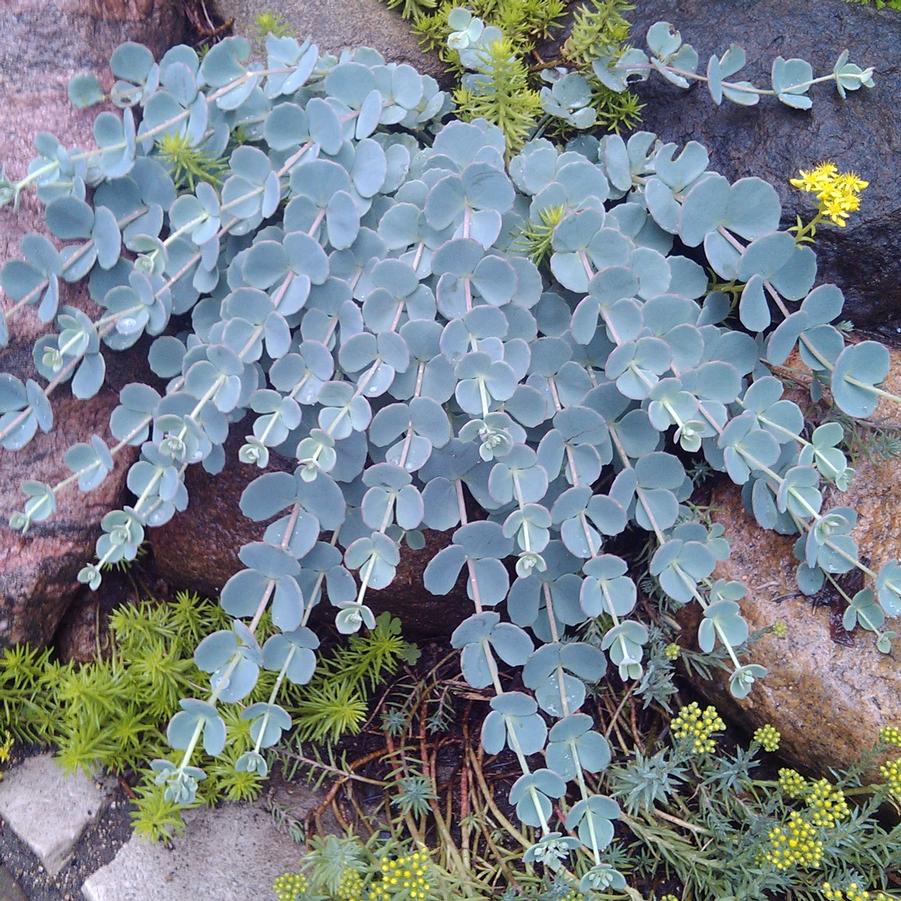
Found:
<box><xmin>154</xmin><ymin>132</ymin><xmax>229</xmax><ymax>191</ymax></box>
<box><xmin>254</xmin><ymin>11</ymin><xmax>293</xmax><ymax>39</ymax></box>
<box><xmin>0</xmin><ymin>645</ymin><xmax>56</xmax><ymax>742</ymax></box>
<box><xmin>846</xmin><ymin>0</ymin><xmax>901</xmax><ymax>9</ymax></box>
<box><xmin>454</xmin><ymin>37</ymin><xmax>543</xmax><ymax>151</ymax></box>
<box><xmin>590</xmin><ymin>79</ymin><xmax>643</xmax><ymax>132</ymax></box>
<box><xmin>492</xmin><ymin>0</ymin><xmax>567</xmax><ymax>47</ymax></box>
<box><xmin>385</xmin><ymin>0</ymin><xmax>439</xmax><ymax>20</ymax></box>
<box><xmin>291</xmin><ymin>679</ymin><xmax>371</xmax><ymax>745</ymax></box>
<box><xmin>563</xmin><ymin>0</ymin><xmax>633</xmax><ymax>69</ymax></box>
<box><xmin>407</xmin><ymin>0</ymin><xmax>641</xmax><ymax>144</ymax></box>
<box><xmin>515</xmin><ymin>203</ymin><xmax>566</xmax><ymax>265</ymax></box>
<box><xmin>288</xmin><ymin>612</ymin><xmax>419</xmax><ymax>744</ymax></box>
<box><xmin>130</xmin><ymin>778</ymin><xmax>191</xmax><ymax>843</ymax></box>
<box><xmin>0</xmin><ymin>593</ymin><xmax>416</xmax><ymax>840</ymax></box>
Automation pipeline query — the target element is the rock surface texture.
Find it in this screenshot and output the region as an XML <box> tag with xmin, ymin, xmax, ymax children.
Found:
<box><xmin>625</xmin><ymin>0</ymin><xmax>901</xmax><ymax>334</ymax></box>
<box><xmin>0</xmin><ymin>0</ymin><xmax>183</xmax><ymax>647</ymax></box>
<box><xmin>0</xmin><ymin>752</ymin><xmax>327</xmax><ymax>899</ymax></box>
<box><xmin>684</xmin><ymin>347</ymin><xmax>901</xmax><ymax>775</ymax></box>
<box><xmin>213</xmin><ymin>0</ymin><xmax>445</xmax><ymax>79</ymax></box>
<box><xmin>0</xmin><ymin>754</ymin><xmax>111</xmax><ymax>875</ymax></box>
<box><xmin>81</xmin><ymin>800</ymin><xmax>309</xmax><ymax>901</ymax></box>
<box><xmin>150</xmin><ymin>434</ymin><xmax>473</xmax><ymax>638</ymax></box>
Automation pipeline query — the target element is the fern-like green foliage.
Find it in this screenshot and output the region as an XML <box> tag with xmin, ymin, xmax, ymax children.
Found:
<box><xmin>385</xmin><ymin>0</ymin><xmax>439</xmax><ymax>21</ymax></box>
<box><xmin>491</xmin><ymin>0</ymin><xmax>567</xmax><ymax>47</ymax></box>
<box><xmin>29</xmin><ymin>592</ymin><xmax>230</xmax><ymax>775</ymax></box>
<box><xmin>562</xmin><ymin>0</ymin><xmax>632</xmax><ymax>69</ymax></box>
<box><xmin>454</xmin><ymin>37</ymin><xmax>543</xmax><ymax>152</ymax></box>
<box><xmin>129</xmin><ymin>777</ymin><xmax>192</xmax><ymax>843</ymax></box>
<box><xmin>132</xmin><ymin>612</ymin><xmax>416</xmax><ymax>838</ymax></box>
<box><xmin>514</xmin><ymin>203</ymin><xmax>566</xmax><ymax>265</ymax></box>
<box><xmin>590</xmin><ymin>82</ymin><xmax>643</xmax><ymax>132</ymax></box>
<box><xmin>563</xmin><ymin>0</ymin><xmax>643</xmax><ymax>133</ymax></box>
<box><xmin>0</xmin><ymin>597</ymin><xmax>416</xmax><ymax>840</ymax></box>
<box><xmin>254</xmin><ymin>11</ymin><xmax>293</xmax><ymax>39</ymax></box>
<box><xmin>402</xmin><ymin>0</ymin><xmax>641</xmax><ymax>147</ymax></box>
<box><xmin>291</xmin><ymin>612</ymin><xmax>420</xmax><ymax>744</ymax></box>
<box><xmin>0</xmin><ymin>644</ymin><xmax>56</xmax><ymax>743</ymax></box>
<box><xmin>154</xmin><ymin>133</ymin><xmax>229</xmax><ymax>192</ymax></box>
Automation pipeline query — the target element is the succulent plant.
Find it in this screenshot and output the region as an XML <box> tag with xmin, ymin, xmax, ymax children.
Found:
<box><xmin>0</xmin><ymin>22</ymin><xmax>891</xmax><ymax>884</ymax></box>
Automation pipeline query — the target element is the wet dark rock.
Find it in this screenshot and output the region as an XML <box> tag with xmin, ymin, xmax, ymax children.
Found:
<box><xmin>624</xmin><ymin>0</ymin><xmax>901</xmax><ymax>334</ymax></box>
<box><xmin>150</xmin><ymin>434</ymin><xmax>472</xmax><ymax>639</ymax></box>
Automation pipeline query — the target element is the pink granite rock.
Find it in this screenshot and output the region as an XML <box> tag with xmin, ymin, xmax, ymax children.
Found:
<box><xmin>680</xmin><ymin>345</ymin><xmax>901</xmax><ymax>776</ymax></box>
<box><xmin>0</xmin><ymin>0</ymin><xmax>184</xmax><ymax>646</ymax></box>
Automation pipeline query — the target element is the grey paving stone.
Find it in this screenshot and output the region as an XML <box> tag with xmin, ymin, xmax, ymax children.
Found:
<box><xmin>213</xmin><ymin>0</ymin><xmax>443</xmax><ymax>78</ymax></box>
<box><xmin>0</xmin><ymin>754</ymin><xmax>109</xmax><ymax>876</ymax></box>
<box><xmin>81</xmin><ymin>800</ymin><xmax>309</xmax><ymax>901</ymax></box>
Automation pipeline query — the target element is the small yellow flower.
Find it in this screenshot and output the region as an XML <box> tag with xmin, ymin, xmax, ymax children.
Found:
<box><xmin>789</xmin><ymin>161</ymin><xmax>838</xmax><ymax>192</ymax></box>
<box><xmin>805</xmin><ymin>778</ymin><xmax>850</xmax><ymax>828</ymax></box>
<box><xmin>273</xmin><ymin>871</ymin><xmax>308</xmax><ymax>901</ymax></box>
<box><xmin>836</xmin><ymin>171</ymin><xmax>869</xmax><ymax>192</ymax></box>
<box><xmin>822</xmin><ymin>198</ymin><xmax>851</xmax><ymax>226</ymax></box>
<box><xmin>777</xmin><ymin>767</ymin><xmax>809</xmax><ymax>798</ymax></box>
<box><xmin>663</xmin><ymin>642</ymin><xmax>681</xmax><ymax>661</ymax></box>
<box><xmin>0</xmin><ymin>731</ymin><xmax>12</xmax><ymax>777</ymax></box>
<box><xmin>660</xmin><ymin>895</ymin><xmax>681</xmax><ymax>901</ymax></box>
<box><xmin>772</xmin><ymin>621</ymin><xmax>788</xmax><ymax>638</ymax></box>
<box><xmin>822</xmin><ymin>882</ymin><xmax>892</xmax><ymax>901</ymax></box>
<box><xmin>880</xmin><ymin>757</ymin><xmax>901</xmax><ymax>799</ymax></box>
<box><xmin>790</xmin><ymin>162</ymin><xmax>868</xmax><ymax>228</ymax></box>
<box><xmin>754</xmin><ymin>724</ymin><xmax>781</xmax><ymax>752</ymax></box>
<box><xmin>370</xmin><ymin>850</ymin><xmax>431</xmax><ymax>900</ymax></box>
<box><xmin>336</xmin><ymin>867</ymin><xmax>365</xmax><ymax>901</ymax></box>
<box><xmin>671</xmin><ymin>702</ymin><xmax>726</xmax><ymax>754</ymax></box>
<box><xmin>879</xmin><ymin>725</ymin><xmax>901</xmax><ymax>748</ymax></box>
<box><xmin>763</xmin><ymin>811</ymin><xmax>823</xmax><ymax>870</ymax></box>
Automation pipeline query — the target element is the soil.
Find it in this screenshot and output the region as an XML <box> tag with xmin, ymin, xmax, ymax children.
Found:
<box><xmin>0</xmin><ymin>746</ymin><xmax>135</xmax><ymax>901</ymax></box>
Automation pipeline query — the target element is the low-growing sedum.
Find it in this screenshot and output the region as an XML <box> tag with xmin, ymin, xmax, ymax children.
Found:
<box><xmin>0</xmin><ymin>13</ymin><xmax>895</xmax><ymax>889</ymax></box>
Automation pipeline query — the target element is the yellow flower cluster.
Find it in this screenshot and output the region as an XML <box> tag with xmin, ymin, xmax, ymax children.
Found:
<box><xmin>336</xmin><ymin>868</ymin><xmax>366</xmax><ymax>901</ymax></box>
<box><xmin>671</xmin><ymin>703</ymin><xmax>726</xmax><ymax>754</ymax></box>
<box><xmin>754</xmin><ymin>724</ymin><xmax>781</xmax><ymax>752</ymax></box>
<box><xmin>778</xmin><ymin>767</ymin><xmax>809</xmax><ymax>799</ymax></box>
<box><xmin>880</xmin><ymin>725</ymin><xmax>901</xmax><ymax>748</ymax></box>
<box><xmin>663</xmin><ymin>643</ymin><xmax>681</xmax><ymax>661</ymax></box>
<box><xmin>0</xmin><ymin>731</ymin><xmax>12</xmax><ymax>779</ymax></box>
<box><xmin>822</xmin><ymin>882</ymin><xmax>892</xmax><ymax>901</ymax></box>
<box><xmin>660</xmin><ymin>895</ymin><xmax>681</xmax><ymax>901</ymax></box>
<box><xmin>880</xmin><ymin>757</ymin><xmax>901</xmax><ymax>799</ymax></box>
<box><xmin>805</xmin><ymin>778</ymin><xmax>850</xmax><ymax>828</ymax></box>
<box><xmin>789</xmin><ymin>162</ymin><xmax>868</xmax><ymax>227</ymax></box>
<box><xmin>273</xmin><ymin>872</ymin><xmax>309</xmax><ymax>901</ymax></box>
<box><xmin>369</xmin><ymin>850</ymin><xmax>431</xmax><ymax>901</ymax></box>
<box><xmin>764</xmin><ymin>811</ymin><xmax>823</xmax><ymax>870</ymax></box>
